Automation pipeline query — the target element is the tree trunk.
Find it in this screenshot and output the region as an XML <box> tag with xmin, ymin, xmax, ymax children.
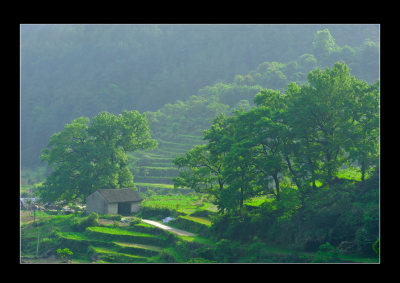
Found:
<box><xmin>284</xmin><ymin>155</ymin><xmax>302</xmax><ymax>190</ymax></box>
<box><xmin>325</xmin><ymin>151</ymin><xmax>334</xmax><ymax>186</ymax></box>
<box><xmin>240</xmin><ymin>186</ymin><xmax>244</xmax><ymax>211</ymax></box>
<box><xmin>361</xmin><ymin>158</ymin><xmax>366</xmax><ymax>184</ymax></box>
<box><xmin>308</xmin><ymin>157</ymin><xmax>317</xmax><ymax>190</ymax></box>
<box><xmin>273</xmin><ymin>172</ymin><xmax>280</xmax><ymax>201</ymax></box>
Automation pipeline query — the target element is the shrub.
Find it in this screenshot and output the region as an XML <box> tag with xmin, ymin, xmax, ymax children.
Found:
<box><xmin>372</xmin><ymin>238</ymin><xmax>379</xmax><ymax>257</ymax></box>
<box><xmin>190</xmin><ymin>209</ymin><xmax>218</xmax><ymax>218</ymax></box>
<box><xmin>159</xmin><ymin>251</ymin><xmax>177</xmax><ymax>263</ymax></box>
<box><xmin>138</xmin><ymin>206</ymin><xmax>179</xmax><ymax>219</ymax></box>
<box><xmin>338</xmin><ymin>241</ymin><xmax>355</xmax><ymax>255</ymax></box>
<box><xmin>100</xmin><ymin>214</ymin><xmax>122</xmax><ymax>221</ymax></box>
<box><xmin>58</xmin><ymin>236</ymin><xmax>91</xmax><ymax>254</ymax></box>
<box><xmin>245</xmin><ymin>241</ymin><xmax>268</xmax><ymax>262</ymax></box>
<box><xmin>57</xmin><ymin>248</ymin><xmax>73</xmax><ymax>261</ymax></box>
<box><xmin>72</xmin><ymin>212</ymin><xmax>99</xmax><ymax>232</ymax></box>
<box><xmin>129</xmin><ymin>216</ymin><xmax>142</xmax><ymax>226</ymax></box>
<box><xmin>186</xmin><ymin>258</ymin><xmax>217</xmax><ymax>263</ymax></box>
<box><xmin>354</xmin><ymin>227</ymin><xmax>375</xmax><ymax>257</ymax></box>
<box><xmin>168</xmin><ymin>216</ymin><xmax>209</xmax><ymax>236</ymax></box>
<box><xmin>213</xmin><ymin>239</ymin><xmax>241</xmax><ymax>263</ymax></box>
<box><xmin>312</xmin><ymin>242</ymin><xmax>340</xmax><ymax>263</ymax></box>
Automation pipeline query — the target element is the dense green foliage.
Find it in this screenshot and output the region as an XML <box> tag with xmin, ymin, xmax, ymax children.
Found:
<box><xmin>174</xmin><ymin>62</ymin><xmax>379</xmax><ymax>255</ymax></box>
<box><xmin>21</xmin><ymin>24</ymin><xmax>379</xmax><ymax>168</ymax></box>
<box><xmin>37</xmin><ymin>110</ymin><xmax>157</xmax><ymax>205</ymax></box>
<box><xmin>21</xmin><ymin>25</ymin><xmax>379</xmax><ymax>263</ymax></box>
<box><xmin>20</xmin><ymin>207</ymin><xmax>378</xmax><ymax>263</ymax></box>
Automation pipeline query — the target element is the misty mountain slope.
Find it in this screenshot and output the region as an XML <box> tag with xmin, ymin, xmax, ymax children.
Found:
<box><xmin>20</xmin><ymin>24</ymin><xmax>379</xmax><ymax>168</ymax></box>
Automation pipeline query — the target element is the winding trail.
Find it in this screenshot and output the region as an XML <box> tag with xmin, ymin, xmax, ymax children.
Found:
<box><xmin>141</xmin><ymin>219</ymin><xmax>196</xmax><ymax>237</ymax></box>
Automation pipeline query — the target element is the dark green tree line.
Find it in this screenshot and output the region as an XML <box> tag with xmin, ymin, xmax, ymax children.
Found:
<box><xmin>174</xmin><ymin>62</ymin><xmax>379</xmax><ymax>216</ymax></box>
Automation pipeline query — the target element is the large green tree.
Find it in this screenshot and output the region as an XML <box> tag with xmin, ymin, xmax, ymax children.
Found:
<box><xmin>38</xmin><ymin>110</ymin><xmax>157</xmax><ymax>205</ymax></box>
<box><xmin>173</xmin><ymin>144</ymin><xmax>226</xmax><ymax>209</ymax></box>
<box><xmin>345</xmin><ymin>80</ymin><xmax>380</xmax><ymax>183</ymax></box>
<box><xmin>285</xmin><ymin>62</ymin><xmax>362</xmax><ymax>187</ymax></box>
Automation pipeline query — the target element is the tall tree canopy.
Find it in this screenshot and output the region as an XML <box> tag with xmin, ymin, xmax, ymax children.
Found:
<box><xmin>38</xmin><ymin>110</ymin><xmax>157</xmax><ymax>205</ymax></box>
<box><xmin>21</xmin><ymin>25</ymin><xmax>379</xmax><ymax>168</ymax></box>
<box><xmin>174</xmin><ymin>62</ymin><xmax>379</xmax><ymax>216</ymax></box>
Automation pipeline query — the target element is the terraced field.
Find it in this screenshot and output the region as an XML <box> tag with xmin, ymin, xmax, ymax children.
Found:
<box><xmin>53</xmin><ymin>217</ymin><xmax>214</xmax><ymax>263</ymax></box>
<box><xmin>128</xmin><ymin>134</ymin><xmax>205</xmax><ymax>194</ymax></box>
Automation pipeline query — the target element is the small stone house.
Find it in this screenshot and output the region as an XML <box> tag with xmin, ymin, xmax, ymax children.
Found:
<box><xmin>86</xmin><ymin>188</ymin><xmax>143</xmax><ymax>215</ymax></box>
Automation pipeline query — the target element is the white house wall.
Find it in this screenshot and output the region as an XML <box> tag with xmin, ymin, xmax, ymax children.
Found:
<box><xmin>106</xmin><ymin>203</ymin><xmax>118</xmax><ymax>215</ymax></box>
<box><xmin>130</xmin><ymin>202</ymin><xmax>141</xmax><ymax>213</ymax></box>
<box><xmin>86</xmin><ymin>191</ymin><xmax>107</xmax><ymax>214</ymax></box>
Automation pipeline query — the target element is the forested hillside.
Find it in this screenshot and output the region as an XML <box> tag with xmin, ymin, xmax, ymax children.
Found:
<box><xmin>21</xmin><ymin>24</ymin><xmax>379</xmax><ymax>169</ymax></box>
<box><xmin>20</xmin><ymin>24</ymin><xmax>380</xmax><ymax>263</ymax></box>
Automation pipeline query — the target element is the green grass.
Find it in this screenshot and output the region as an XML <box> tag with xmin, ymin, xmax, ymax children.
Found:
<box><xmin>114</xmin><ymin>242</ymin><xmax>163</xmax><ymax>252</ymax></box>
<box><xmin>90</xmin><ymin>246</ymin><xmax>149</xmax><ymax>263</ymax></box>
<box><xmin>152</xmin><ymin>148</ymin><xmax>189</xmax><ymax>156</ymax></box>
<box><xmin>338</xmin><ymin>254</ymin><xmax>379</xmax><ymax>263</ymax></box>
<box><xmin>134</xmin><ymin>176</ymin><xmax>174</xmax><ymax>184</ymax></box>
<box><xmin>58</xmin><ymin>231</ymin><xmax>92</xmax><ymax>241</ymax></box>
<box><xmin>141</xmin><ymin>194</ymin><xmax>218</xmax><ymax>215</ymax></box>
<box><xmin>135</xmin><ymin>222</ymin><xmax>156</xmax><ymax>229</ymax></box>
<box><xmin>87</xmin><ymin>226</ymin><xmax>158</xmax><ymax>238</ymax></box>
<box><xmin>135</xmin><ymin>182</ymin><xmax>174</xmax><ymax>189</ymax></box>
<box><xmin>245</xmin><ymin>196</ymin><xmax>272</xmax><ymax>207</ymax></box>
<box><xmin>158</xmin><ymin>140</ymin><xmax>197</xmax><ymax>149</ymax></box>
<box><xmin>21</xmin><ymin>209</ymin><xmax>378</xmax><ymax>263</ymax></box>
<box><xmin>180</xmin><ymin>215</ymin><xmax>212</xmax><ymax>227</ymax></box>
<box><xmin>142</xmin><ymin>194</ymin><xmax>205</xmax><ymax>214</ymax></box>
<box><xmin>137</xmin><ymin>166</ymin><xmax>177</xmax><ymax>170</ymax></box>
<box><xmin>138</xmin><ymin>161</ymin><xmax>174</xmax><ymax>167</ymax></box>
<box><xmin>176</xmin><ymin>235</ymin><xmax>215</xmax><ymax>246</ymax></box>
<box><xmin>113</xmin><ymin>242</ymin><xmax>162</xmax><ymax>257</ymax></box>
<box><xmin>20</xmin><ymin>185</ymin><xmax>31</xmax><ymax>194</ymax></box>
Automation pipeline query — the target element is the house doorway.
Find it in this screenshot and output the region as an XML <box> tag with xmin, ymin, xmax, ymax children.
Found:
<box><xmin>118</xmin><ymin>202</ymin><xmax>131</xmax><ymax>215</ymax></box>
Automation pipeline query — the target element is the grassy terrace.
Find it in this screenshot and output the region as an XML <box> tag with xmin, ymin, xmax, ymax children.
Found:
<box><xmin>87</xmin><ymin>226</ymin><xmax>158</xmax><ymax>237</ymax></box>
<box><xmin>135</xmin><ymin>182</ymin><xmax>174</xmax><ymax>189</ymax></box>
<box><xmin>134</xmin><ymin>176</ymin><xmax>175</xmax><ymax>185</ymax></box>
<box><xmin>126</xmin><ymin>133</ymin><xmax>205</xmax><ymax>192</ymax></box>
<box><xmin>157</xmin><ymin>140</ymin><xmax>198</xmax><ymax>150</ymax></box>
<box><xmin>90</xmin><ymin>246</ymin><xmax>151</xmax><ymax>263</ymax></box>
<box><xmin>141</xmin><ymin>194</ymin><xmax>217</xmax><ymax>215</ymax></box>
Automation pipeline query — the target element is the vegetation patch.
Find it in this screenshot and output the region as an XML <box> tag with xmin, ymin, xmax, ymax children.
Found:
<box><xmin>141</xmin><ymin>194</ymin><xmax>210</xmax><ymax>215</ymax></box>
<box><xmin>168</xmin><ymin>216</ymin><xmax>211</xmax><ymax>236</ymax></box>
<box><xmin>89</xmin><ymin>246</ymin><xmax>149</xmax><ymax>263</ymax></box>
<box><xmin>85</xmin><ymin>226</ymin><xmax>168</xmax><ymax>247</ymax></box>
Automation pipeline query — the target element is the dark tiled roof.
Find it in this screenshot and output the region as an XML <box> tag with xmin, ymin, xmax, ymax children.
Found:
<box><xmin>97</xmin><ymin>188</ymin><xmax>142</xmax><ymax>203</ymax></box>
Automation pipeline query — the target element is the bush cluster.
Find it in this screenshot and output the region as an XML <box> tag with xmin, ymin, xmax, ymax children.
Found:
<box><xmin>72</xmin><ymin>212</ymin><xmax>99</xmax><ymax>232</ymax></box>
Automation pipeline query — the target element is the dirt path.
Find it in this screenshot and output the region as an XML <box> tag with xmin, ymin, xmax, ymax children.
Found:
<box><xmin>141</xmin><ymin>219</ymin><xmax>196</xmax><ymax>237</ymax></box>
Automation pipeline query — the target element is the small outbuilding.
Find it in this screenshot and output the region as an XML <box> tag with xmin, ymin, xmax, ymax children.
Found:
<box><xmin>86</xmin><ymin>188</ymin><xmax>143</xmax><ymax>215</ymax></box>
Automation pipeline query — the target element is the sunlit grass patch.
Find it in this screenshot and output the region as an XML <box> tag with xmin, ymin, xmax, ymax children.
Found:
<box><xmin>135</xmin><ymin>182</ymin><xmax>174</xmax><ymax>189</ymax></box>
<box><xmin>58</xmin><ymin>231</ymin><xmax>91</xmax><ymax>241</ymax></box>
<box><xmin>177</xmin><ymin>235</ymin><xmax>215</xmax><ymax>246</ymax></box>
<box><xmin>141</xmin><ymin>194</ymin><xmax>217</xmax><ymax>215</ymax></box>
<box><xmin>180</xmin><ymin>215</ymin><xmax>212</xmax><ymax>227</ymax></box>
<box><xmin>87</xmin><ymin>226</ymin><xmax>157</xmax><ymax>238</ymax></box>
<box><xmin>245</xmin><ymin>196</ymin><xmax>268</xmax><ymax>207</ymax></box>
<box><xmin>90</xmin><ymin>246</ymin><xmax>149</xmax><ymax>263</ymax></box>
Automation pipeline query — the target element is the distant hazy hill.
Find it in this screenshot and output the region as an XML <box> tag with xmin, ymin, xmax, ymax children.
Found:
<box><xmin>20</xmin><ymin>24</ymin><xmax>379</xmax><ymax>168</ymax></box>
